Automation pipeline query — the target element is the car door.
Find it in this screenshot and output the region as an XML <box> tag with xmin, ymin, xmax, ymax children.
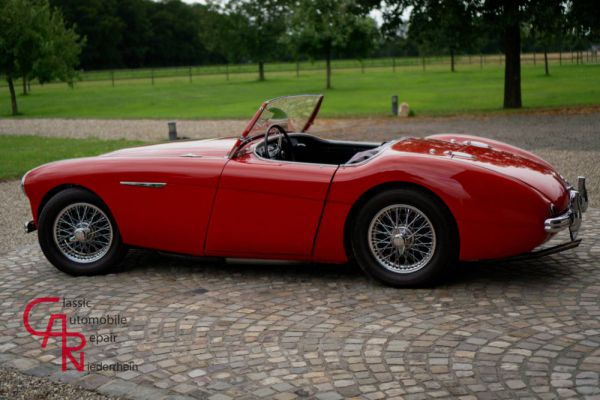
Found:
<box><xmin>205</xmin><ymin>152</ymin><xmax>338</xmax><ymax>258</ymax></box>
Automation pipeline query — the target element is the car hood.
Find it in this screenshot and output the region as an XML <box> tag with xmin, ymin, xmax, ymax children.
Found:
<box><xmin>392</xmin><ymin>137</ymin><xmax>569</xmax><ymax>207</ymax></box>
<box><xmin>102</xmin><ymin>138</ymin><xmax>237</xmax><ymax>158</ymax></box>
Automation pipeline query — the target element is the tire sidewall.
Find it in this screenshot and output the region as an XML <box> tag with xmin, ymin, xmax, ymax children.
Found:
<box><xmin>38</xmin><ymin>188</ymin><xmax>125</xmax><ymax>276</ymax></box>
<box><xmin>351</xmin><ymin>188</ymin><xmax>457</xmax><ymax>287</ymax></box>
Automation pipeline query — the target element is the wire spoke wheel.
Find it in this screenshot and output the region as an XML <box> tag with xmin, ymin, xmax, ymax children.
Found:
<box><xmin>367</xmin><ymin>204</ymin><xmax>436</xmax><ymax>274</ymax></box>
<box><xmin>52</xmin><ymin>202</ymin><xmax>113</xmax><ymax>264</ymax></box>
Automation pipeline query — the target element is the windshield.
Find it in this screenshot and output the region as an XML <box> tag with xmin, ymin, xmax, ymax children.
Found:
<box><xmin>229</xmin><ymin>94</ymin><xmax>323</xmax><ymax>158</ymax></box>
<box><xmin>245</xmin><ymin>94</ymin><xmax>323</xmax><ymax>137</ymax></box>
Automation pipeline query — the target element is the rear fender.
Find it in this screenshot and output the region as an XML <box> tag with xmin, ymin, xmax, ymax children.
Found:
<box><xmin>312</xmin><ymin>151</ymin><xmax>551</xmax><ymax>263</ymax></box>
<box><xmin>428</xmin><ymin>134</ymin><xmax>553</xmax><ymax>169</ymax></box>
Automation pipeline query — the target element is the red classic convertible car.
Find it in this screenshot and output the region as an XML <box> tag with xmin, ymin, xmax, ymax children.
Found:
<box><xmin>21</xmin><ymin>95</ymin><xmax>588</xmax><ymax>286</ymax></box>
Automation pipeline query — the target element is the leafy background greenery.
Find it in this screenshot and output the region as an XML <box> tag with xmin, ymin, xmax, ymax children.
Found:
<box><xmin>3</xmin><ymin>64</ymin><xmax>598</xmax><ymax>118</ymax></box>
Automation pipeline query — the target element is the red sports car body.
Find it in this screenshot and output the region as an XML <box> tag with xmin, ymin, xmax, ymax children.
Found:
<box><xmin>22</xmin><ymin>95</ymin><xmax>589</xmax><ymax>286</ymax></box>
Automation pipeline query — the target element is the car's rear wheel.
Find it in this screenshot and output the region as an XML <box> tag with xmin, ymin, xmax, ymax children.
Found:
<box><xmin>351</xmin><ymin>188</ymin><xmax>457</xmax><ymax>287</ymax></box>
<box><xmin>38</xmin><ymin>188</ymin><xmax>127</xmax><ymax>275</ymax></box>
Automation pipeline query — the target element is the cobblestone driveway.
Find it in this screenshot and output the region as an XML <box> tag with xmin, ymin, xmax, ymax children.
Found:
<box><xmin>1</xmin><ymin>210</ymin><xmax>599</xmax><ymax>400</ymax></box>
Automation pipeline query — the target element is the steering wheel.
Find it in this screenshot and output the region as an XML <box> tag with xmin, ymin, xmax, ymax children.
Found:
<box><xmin>263</xmin><ymin>124</ymin><xmax>295</xmax><ymax>161</ymax></box>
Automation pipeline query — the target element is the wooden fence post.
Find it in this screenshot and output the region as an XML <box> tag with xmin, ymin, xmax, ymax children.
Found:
<box><xmin>559</xmin><ymin>49</ymin><xmax>562</xmax><ymax>65</ymax></box>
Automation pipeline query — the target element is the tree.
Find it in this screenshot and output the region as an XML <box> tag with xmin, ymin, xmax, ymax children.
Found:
<box><xmin>383</xmin><ymin>0</ymin><xmax>567</xmax><ymax>108</ymax></box>
<box><xmin>529</xmin><ymin>0</ymin><xmax>565</xmax><ymax>76</ymax></box>
<box><xmin>146</xmin><ymin>1</ymin><xmax>208</xmax><ymax>67</ymax></box>
<box><xmin>569</xmin><ymin>0</ymin><xmax>600</xmax><ymax>41</ymax></box>
<box><xmin>289</xmin><ymin>0</ymin><xmax>377</xmax><ymax>89</ymax></box>
<box><xmin>33</xmin><ymin>6</ymin><xmax>84</xmax><ymax>85</ymax></box>
<box><xmin>115</xmin><ymin>0</ymin><xmax>153</xmax><ymax>68</ymax></box>
<box><xmin>49</xmin><ymin>0</ymin><xmax>124</xmax><ymax>69</ymax></box>
<box><xmin>407</xmin><ymin>0</ymin><xmax>478</xmax><ymax>72</ymax></box>
<box><xmin>484</xmin><ymin>0</ymin><xmax>524</xmax><ymax>108</ymax></box>
<box><xmin>228</xmin><ymin>0</ymin><xmax>290</xmax><ymax>81</ymax></box>
<box><xmin>199</xmin><ymin>4</ymin><xmax>252</xmax><ymax>66</ymax></box>
<box><xmin>568</xmin><ymin>0</ymin><xmax>600</xmax><ymax>60</ymax></box>
<box><xmin>0</xmin><ymin>0</ymin><xmax>83</xmax><ymax>115</ymax></box>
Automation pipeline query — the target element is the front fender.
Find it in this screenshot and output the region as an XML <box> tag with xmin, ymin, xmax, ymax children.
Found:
<box><xmin>23</xmin><ymin>156</ymin><xmax>225</xmax><ymax>257</ymax></box>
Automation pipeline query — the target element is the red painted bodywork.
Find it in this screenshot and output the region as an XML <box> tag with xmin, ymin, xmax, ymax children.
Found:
<box><xmin>23</xmin><ymin>126</ymin><xmax>571</xmax><ymax>264</ymax></box>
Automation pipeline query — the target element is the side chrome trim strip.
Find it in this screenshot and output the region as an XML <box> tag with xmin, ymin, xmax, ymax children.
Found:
<box><xmin>120</xmin><ymin>181</ymin><xmax>167</xmax><ymax>188</ymax></box>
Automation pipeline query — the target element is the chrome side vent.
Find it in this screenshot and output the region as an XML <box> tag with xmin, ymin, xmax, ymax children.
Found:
<box><xmin>443</xmin><ymin>150</ymin><xmax>475</xmax><ymax>160</ymax></box>
<box><xmin>180</xmin><ymin>153</ymin><xmax>203</xmax><ymax>158</ymax></box>
<box><xmin>463</xmin><ymin>140</ymin><xmax>491</xmax><ymax>149</ymax></box>
<box><xmin>120</xmin><ymin>181</ymin><xmax>167</xmax><ymax>188</ymax></box>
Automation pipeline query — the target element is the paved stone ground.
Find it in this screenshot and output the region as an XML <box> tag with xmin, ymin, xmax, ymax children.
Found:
<box><xmin>0</xmin><ymin>209</ymin><xmax>599</xmax><ymax>400</ymax></box>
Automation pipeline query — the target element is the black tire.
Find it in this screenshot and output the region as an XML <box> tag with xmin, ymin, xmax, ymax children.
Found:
<box><xmin>38</xmin><ymin>188</ymin><xmax>128</xmax><ymax>276</ymax></box>
<box><xmin>351</xmin><ymin>188</ymin><xmax>457</xmax><ymax>287</ymax></box>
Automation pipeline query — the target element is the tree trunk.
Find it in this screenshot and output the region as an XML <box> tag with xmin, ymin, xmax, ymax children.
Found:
<box><xmin>258</xmin><ymin>61</ymin><xmax>265</xmax><ymax>81</ymax></box>
<box><xmin>325</xmin><ymin>52</ymin><xmax>332</xmax><ymax>89</ymax></box>
<box><xmin>544</xmin><ymin>48</ymin><xmax>549</xmax><ymax>76</ymax></box>
<box><xmin>450</xmin><ymin>49</ymin><xmax>455</xmax><ymax>72</ymax></box>
<box><xmin>7</xmin><ymin>76</ymin><xmax>18</xmax><ymax>115</ymax></box>
<box><xmin>503</xmin><ymin>19</ymin><xmax>522</xmax><ymax>109</ymax></box>
<box><xmin>22</xmin><ymin>75</ymin><xmax>28</xmax><ymax>95</ymax></box>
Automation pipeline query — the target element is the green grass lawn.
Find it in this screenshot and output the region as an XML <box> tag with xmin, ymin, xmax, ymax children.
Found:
<box><xmin>0</xmin><ymin>135</ymin><xmax>144</xmax><ymax>180</ymax></box>
<box><xmin>2</xmin><ymin>63</ymin><xmax>600</xmax><ymax>119</ymax></box>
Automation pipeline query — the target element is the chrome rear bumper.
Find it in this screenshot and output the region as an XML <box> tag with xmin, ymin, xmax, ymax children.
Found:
<box><xmin>544</xmin><ymin>176</ymin><xmax>588</xmax><ymax>240</ymax></box>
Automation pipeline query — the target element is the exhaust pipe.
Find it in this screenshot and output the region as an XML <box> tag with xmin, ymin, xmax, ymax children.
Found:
<box><xmin>24</xmin><ymin>220</ymin><xmax>37</xmax><ymax>234</ymax></box>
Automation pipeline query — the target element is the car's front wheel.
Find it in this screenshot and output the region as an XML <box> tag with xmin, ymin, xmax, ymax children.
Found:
<box><xmin>351</xmin><ymin>188</ymin><xmax>457</xmax><ymax>287</ymax></box>
<box><xmin>38</xmin><ymin>188</ymin><xmax>127</xmax><ymax>275</ymax></box>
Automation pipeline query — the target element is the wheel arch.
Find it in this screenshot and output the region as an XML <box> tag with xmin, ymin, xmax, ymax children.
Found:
<box><xmin>37</xmin><ymin>184</ymin><xmax>109</xmax><ymax>221</ymax></box>
<box><xmin>342</xmin><ymin>181</ymin><xmax>460</xmax><ymax>261</ymax></box>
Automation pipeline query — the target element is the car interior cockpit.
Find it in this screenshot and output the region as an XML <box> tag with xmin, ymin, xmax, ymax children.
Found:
<box><xmin>255</xmin><ymin>127</ymin><xmax>387</xmax><ymax>165</ymax></box>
